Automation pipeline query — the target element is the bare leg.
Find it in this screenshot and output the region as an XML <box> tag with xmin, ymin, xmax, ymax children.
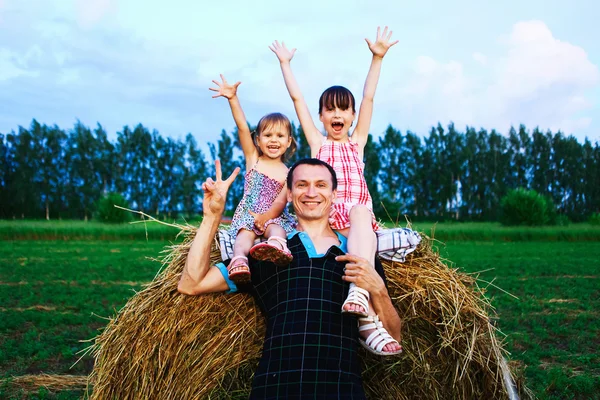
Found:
<box><xmin>231</xmin><ymin>229</ymin><xmax>257</xmax><ymax>275</ymax></box>
<box><xmin>342</xmin><ymin>205</ymin><xmax>377</xmax><ymax>315</ymax></box>
<box><xmin>343</xmin><ymin>205</ymin><xmax>401</xmax><ymax>353</ymax></box>
<box><xmin>263</xmin><ymin>224</ymin><xmax>288</xmax><ymax>249</ymax></box>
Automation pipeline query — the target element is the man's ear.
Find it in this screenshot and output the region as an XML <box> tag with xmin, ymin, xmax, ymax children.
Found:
<box><xmin>287</xmin><ymin>190</ymin><xmax>292</xmax><ymax>203</ymax></box>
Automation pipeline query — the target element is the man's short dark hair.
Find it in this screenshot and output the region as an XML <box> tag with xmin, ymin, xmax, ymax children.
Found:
<box><xmin>287</xmin><ymin>158</ymin><xmax>338</xmax><ymax>191</ymax></box>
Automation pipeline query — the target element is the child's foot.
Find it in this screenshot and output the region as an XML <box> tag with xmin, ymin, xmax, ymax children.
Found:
<box><xmin>228</xmin><ymin>256</ymin><xmax>251</xmax><ymax>284</ymax></box>
<box><xmin>358</xmin><ymin>315</ymin><xmax>402</xmax><ymax>356</ymax></box>
<box><xmin>341</xmin><ymin>284</ymin><xmax>369</xmax><ymax>317</ymax></box>
<box><xmin>249</xmin><ymin>236</ymin><xmax>293</xmax><ymax>266</ymax></box>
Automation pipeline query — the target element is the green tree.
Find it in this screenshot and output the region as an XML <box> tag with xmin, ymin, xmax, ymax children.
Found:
<box><xmin>12</xmin><ymin>124</ymin><xmax>41</xmax><ymax>217</ymax></box>
<box><xmin>440</xmin><ymin>123</ymin><xmax>464</xmax><ymax>219</ymax></box>
<box><xmin>209</xmin><ymin>129</ymin><xmax>242</xmax><ymax>212</ymax></box>
<box><xmin>68</xmin><ymin>121</ymin><xmax>104</xmax><ymax>220</ymax></box>
<box><xmin>0</xmin><ymin>132</ymin><xmax>15</xmax><ymax>218</ymax></box>
<box><xmin>403</xmin><ymin>131</ymin><xmax>424</xmax><ymax>218</ymax></box>
<box><xmin>181</xmin><ymin>133</ymin><xmax>207</xmax><ymax>217</ymax></box>
<box><xmin>94</xmin><ymin>124</ymin><xmax>115</xmax><ymax>195</ymax></box>
<box><xmin>363</xmin><ymin>133</ymin><xmax>383</xmax><ymax>218</ymax></box>
<box><xmin>288</xmin><ymin>123</ymin><xmax>311</xmax><ymax>164</ymax></box>
<box><xmin>549</xmin><ymin>132</ymin><xmax>583</xmax><ymax>219</ymax></box>
<box><xmin>153</xmin><ymin>135</ymin><xmax>184</xmax><ymax>218</ymax></box>
<box><xmin>377</xmin><ymin>126</ymin><xmax>407</xmax><ymax>219</ymax></box>
<box><xmin>114</xmin><ymin>124</ymin><xmax>154</xmax><ymax>213</ymax></box>
<box><xmin>506</xmin><ymin>125</ymin><xmax>530</xmax><ymax>190</ymax></box>
<box><xmin>421</xmin><ymin>125</ymin><xmax>446</xmax><ymax>218</ymax></box>
<box><xmin>460</xmin><ymin>127</ymin><xmax>489</xmax><ymax>220</ymax></box>
<box><xmin>96</xmin><ymin>192</ymin><xmax>131</xmax><ymax>223</ymax></box>
<box><xmin>529</xmin><ymin>127</ymin><xmax>553</xmax><ymax>197</ymax></box>
<box><xmin>582</xmin><ymin>140</ymin><xmax>600</xmax><ymax>216</ymax></box>
<box><xmin>484</xmin><ymin>129</ymin><xmax>510</xmax><ymax>220</ymax></box>
<box><xmin>500</xmin><ymin>188</ymin><xmax>556</xmax><ymax>226</ymax></box>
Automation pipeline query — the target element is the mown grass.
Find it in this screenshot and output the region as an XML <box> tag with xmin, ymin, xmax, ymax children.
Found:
<box><xmin>439</xmin><ymin>241</ymin><xmax>600</xmax><ymax>400</ymax></box>
<box><xmin>407</xmin><ymin>221</ymin><xmax>600</xmax><ymax>242</ymax></box>
<box><xmin>1</xmin><ymin>231</ymin><xmax>599</xmax><ymax>399</ymax></box>
<box><xmin>0</xmin><ymin>220</ymin><xmax>192</xmax><ymax>241</ymax></box>
<box><xmin>3</xmin><ymin>219</ymin><xmax>600</xmax><ymax>242</ymax></box>
<box><xmin>0</xmin><ymin>240</ymin><xmax>165</xmax><ymax>399</ymax></box>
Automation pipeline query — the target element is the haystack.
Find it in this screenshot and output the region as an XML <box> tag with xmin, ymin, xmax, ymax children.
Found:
<box><xmin>85</xmin><ymin>225</ymin><xmax>531</xmax><ymax>399</ymax></box>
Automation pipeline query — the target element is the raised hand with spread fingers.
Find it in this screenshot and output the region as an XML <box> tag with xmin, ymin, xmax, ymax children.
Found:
<box><xmin>365</xmin><ymin>26</ymin><xmax>399</xmax><ymax>59</ymax></box>
<box><xmin>269</xmin><ymin>40</ymin><xmax>297</xmax><ymax>64</ymax></box>
<box><xmin>209</xmin><ymin>74</ymin><xmax>242</xmax><ymax>100</ymax></box>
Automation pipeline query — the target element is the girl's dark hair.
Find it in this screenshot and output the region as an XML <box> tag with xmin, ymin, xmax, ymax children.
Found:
<box><xmin>252</xmin><ymin>112</ymin><xmax>297</xmax><ymax>163</ymax></box>
<box><xmin>318</xmin><ymin>86</ymin><xmax>356</xmax><ymax>115</ymax></box>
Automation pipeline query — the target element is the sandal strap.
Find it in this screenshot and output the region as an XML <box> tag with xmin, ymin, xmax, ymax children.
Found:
<box><xmin>343</xmin><ymin>284</ymin><xmax>370</xmax><ymax>310</ymax></box>
<box><xmin>359</xmin><ymin>315</ymin><xmax>400</xmax><ymax>353</ymax></box>
<box><xmin>365</xmin><ymin>330</ymin><xmax>396</xmax><ymax>352</ymax></box>
<box><xmin>358</xmin><ymin>315</ymin><xmax>381</xmax><ymax>331</ymax></box>
<box><xmin>228</xmin><ymin>256</ymin><xmax>248</xmax><ymax>272</ymax></box>
<box><xmin>267</xmin><ymin>236</ymin><xmax>289</xmax><ymax>252</ymax></box>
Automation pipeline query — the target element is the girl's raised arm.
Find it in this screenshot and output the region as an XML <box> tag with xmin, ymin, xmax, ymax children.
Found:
<box><xmin>210</xmin><ymin>75</ymin><xmax>257</xmax><ymax>166</ymax></box>
<box><xmin>353</xmin><ymin>27</ymin><xmax>398</xmax><ymax>150</ymax></box>
<box><xmin>270</xmin><ymin>41</ymin><xmax>322</xmax><ymax>153</ymax></box>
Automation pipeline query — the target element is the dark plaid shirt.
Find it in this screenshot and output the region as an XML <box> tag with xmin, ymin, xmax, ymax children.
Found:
<box><xmin>221</xmin><ymin>231</ymin><xmax>370</xmax><ymax>399</ymax></box>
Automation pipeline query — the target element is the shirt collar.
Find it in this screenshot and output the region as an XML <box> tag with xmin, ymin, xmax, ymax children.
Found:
<box><xmin>288</xmin><ymin>229</ymin><xmax>347</xmax><ymax>257</ymax></box>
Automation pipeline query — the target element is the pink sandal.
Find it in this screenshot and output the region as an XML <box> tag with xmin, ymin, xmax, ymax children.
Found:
<box><xmin>249</xmin><ymin>236</ymin><xmax>293</xmax><ymax>266</ymax></box>
<box><xmin>228</xmin><ymin>256</ymin><xmax>251</xmax><ymax>284</ymax></box>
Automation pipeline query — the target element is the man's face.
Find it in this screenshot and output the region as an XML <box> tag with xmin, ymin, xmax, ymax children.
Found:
<box><xmin>288</xmin><ymin>164</ymin><xmax>336</xmax><ymax>222</ymax></box>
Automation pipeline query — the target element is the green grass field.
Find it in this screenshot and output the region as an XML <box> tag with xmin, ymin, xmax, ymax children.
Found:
<box><xmin>1</xmin><ymin>222</ymin><xmax>599</xmax><ymax>399</ymax></box>
<box><xmin>2</xmin><ymin>220</ymin><xmax>600</xmax><ymax>242</ymax></box>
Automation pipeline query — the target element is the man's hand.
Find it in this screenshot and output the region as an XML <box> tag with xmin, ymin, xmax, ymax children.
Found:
<box><xmin>336</xmin><ymin>254</ymin><xmax>386</xmax><ymax>295</ymax></box>
<box><xmin>209</xmin><ymin>74</ymin><xmax>241</xmax><ymax>100</ymax></box>
<box><xmin>365</xmin><ymin>26</ymin><xmax>398</xmax><ymax>59</ymax></box>
<box><xmin>269</xmin><ymin>40</ymin><xmax>296</xmax><ymax>64</ymax></box>
<box><xmin>201</xmin><ymin>160</ymin><xmax>240</xmax><ymax>218</ymax></box>
<box><xmin>248</xmin><ymin>210</ymin><xmax>268</xmax><ymax>234</ymax></box>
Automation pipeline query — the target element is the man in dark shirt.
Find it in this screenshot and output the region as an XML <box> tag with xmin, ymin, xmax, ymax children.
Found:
<box><xmin>178</xmin><ymin>159</ymin><xmax>401</xmax><ymax>399</ymax></box>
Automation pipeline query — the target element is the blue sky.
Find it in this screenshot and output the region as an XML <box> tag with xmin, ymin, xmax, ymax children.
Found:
<box><xmin>1</xmin><ymin>0</ymin><xmax>599</xmax><ymax>149</ymax></box>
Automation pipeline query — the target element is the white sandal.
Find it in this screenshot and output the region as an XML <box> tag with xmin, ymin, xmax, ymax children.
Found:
<box><xmin>358</xmin><ymin>315</ymin><xmax>403</xmax><ymax>356</ymax></box>
<box><xmin>341</xmin><ymin>283</ymin><xmax>370</xmax><ymax>317</ymax></box>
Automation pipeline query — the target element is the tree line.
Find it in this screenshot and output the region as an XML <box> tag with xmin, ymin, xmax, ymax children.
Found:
<box><xmin>0</xmin><ymin>119</ymin><xmax>598</xmax><ymax>222</ymax></box>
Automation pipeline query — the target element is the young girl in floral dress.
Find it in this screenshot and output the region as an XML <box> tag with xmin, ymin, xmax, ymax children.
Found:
<box><xmin>210</xmin><ymin>75</ymin><xmax>297</xmax><ymax>283</ymax></box>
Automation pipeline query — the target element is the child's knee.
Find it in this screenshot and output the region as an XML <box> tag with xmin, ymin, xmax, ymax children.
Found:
<box><xmin>349</xmin><ymin>205</ymin><xmax>371</xmax><ymax>221</ymax></box>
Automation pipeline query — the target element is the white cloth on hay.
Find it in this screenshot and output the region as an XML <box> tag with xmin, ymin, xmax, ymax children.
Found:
<box><xmin>218</xmin><ymin>227</ymin><xmax>421</xmax><ymax>263</ymax></box>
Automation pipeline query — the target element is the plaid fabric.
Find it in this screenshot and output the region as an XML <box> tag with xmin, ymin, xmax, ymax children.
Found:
<box><xmin>315</xmin><ymin>138</ymin><xmax>378</xmax><ymax>230</ymax></box>
<box><xmin>218</xmin><ymin>227</ymin><xmax>421</xmax><ymax>263</ymax></box>
<box><xmin>375</xmin><ymin>227</ymin><xmax>421</xmax><ymax>262</ymax></box>
<box><xmin>238</xmin><ymin>232</ymin><xmax>368</xmax><ymax>399</ymax></box>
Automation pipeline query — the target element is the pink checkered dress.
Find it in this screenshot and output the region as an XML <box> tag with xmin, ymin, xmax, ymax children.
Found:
<box><xmin>315</xmin><ymin>138</ymin><xmax>379</xmax><ymax>231</ymax></box>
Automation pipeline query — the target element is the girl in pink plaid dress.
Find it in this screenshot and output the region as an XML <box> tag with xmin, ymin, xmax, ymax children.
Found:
<box><xmin>271</xmin><ymin>27</ymin><xmax>402</xmax><ymax>356</ymax></box>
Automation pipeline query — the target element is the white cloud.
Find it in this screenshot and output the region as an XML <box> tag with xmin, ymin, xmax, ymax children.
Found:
<box><xmin>75</xmin><ymin>0</ymin><xmax>116</xmax><ymax>28</ymax></box>
<box><xmin>495</xmin><ymin>20</ymin><xmax>599</xmax><ymax>99</ymax></box>
<box><xmin>1</xmin><ymin>2</ymin><xmax>598</xmax><ymax>146</ymax></box>
<box><xmin>0</xmin><ymin>48</ymin><xmax>41</xmax><ymax>81</ymax></box>
<box><xmin>472</xmin><ymin>52</ymin><xmax>487</xmax><ymax>65</ymax></box>
<box><xmin>552</xmin><ymin>117</ymin><xmax>592</xmax><ymax>135</ymax></box>
<box><xmin>381</xmin><ymin>20</ymin><xmax>599</xmax><ymax>140</ymax></box>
